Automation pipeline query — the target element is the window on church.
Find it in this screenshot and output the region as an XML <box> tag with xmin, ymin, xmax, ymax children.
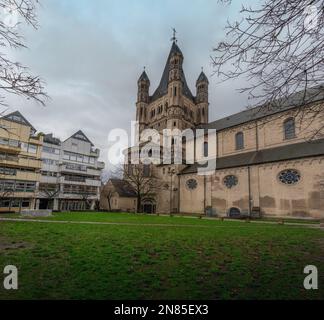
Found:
<box><xmin>174</xmin><ymin>87</ymin><xmax>177</xmax><ymax>97</ymax></box>
<box><xmin>235</xmin><ymin>132</ymin><xmax>244</xmax><ymax>150</ymax></box>
<box><xmin>143</xmin><ymin>165</ymin><xmax>150</xmax><ymax>177</ymax></box>
<box><xmin>224</xmin><ymin>175</ymin><xmax>238</xmax><ymax>189</ymax></box>
<box><xmin>203</xmin><ymin>142</ymin><xmax>208</xmax><ymax>157</ymax></box>
<box><xmin>186</xmin><ymin>179</ymin><xmax>198</xmax><ymax>190</ymax></box>
<box><xmin>284</xmin><ymin>118</ymin><xmax>296</xmax><ymax>140</ymax></box>
<box><xmin>278</xmin><ymin>169</ymin><xmax>300</xmax><ymax>185</ymax></box>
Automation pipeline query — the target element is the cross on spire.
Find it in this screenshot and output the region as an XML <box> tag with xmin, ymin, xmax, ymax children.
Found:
<box><xmin>171</xmin><ymin>28</ymin><xmax>177</xmax><ymax>43</ymax></box>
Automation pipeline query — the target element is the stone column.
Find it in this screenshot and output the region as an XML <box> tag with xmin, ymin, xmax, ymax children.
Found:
<box><xmin>53</xmin><ymin>198</ymin><xmax>59</xmax><ymax>211</ymax></box>
<box><xmin>35</xmin><ymin>199</ymin><xmax>40</xmax><ymax>210</ymax></box>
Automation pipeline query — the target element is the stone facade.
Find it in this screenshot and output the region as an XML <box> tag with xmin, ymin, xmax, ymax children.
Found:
<box><xmin>102</xmin><ymin>40</ymin><xmax>324</xmax><ymax>219</ymax></box>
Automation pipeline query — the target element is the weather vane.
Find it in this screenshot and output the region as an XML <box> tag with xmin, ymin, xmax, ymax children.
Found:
<box><xmin>171</xmin><ymin>28</ymin><xmax>177</xmax><ymax>43</ymax></box>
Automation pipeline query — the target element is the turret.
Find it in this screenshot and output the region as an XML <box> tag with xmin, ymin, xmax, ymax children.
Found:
<box><xmin>136</xmin><ymin>70</ymin><xmax>150</xmax><ymax>133</ymax></box>
<box><xmin>137</xmin><ymin>70</ymin><xmax>150</xmax><ymax>103</ymax></box>
<box><xmin>196</xmin><ymin>70</ymin><xmax>209</xmax><ymax>124</ymax></box>
<box><xmin>168</xmin><ymin>41</ymin><xmax>184</xmax><ymax>111</ymax></box>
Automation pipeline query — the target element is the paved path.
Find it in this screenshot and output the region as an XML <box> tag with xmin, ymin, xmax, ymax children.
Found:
<box><xmin>0</xmin><ymin>217</ymin><xmax>320</xmax><ymax>229</ymax></box>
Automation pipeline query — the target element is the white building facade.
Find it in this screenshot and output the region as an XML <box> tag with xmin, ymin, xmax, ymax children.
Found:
<box><xmin>38</xmin><ymin>131</ymin><xmax>105</xmax><ymax>211</ymax></box>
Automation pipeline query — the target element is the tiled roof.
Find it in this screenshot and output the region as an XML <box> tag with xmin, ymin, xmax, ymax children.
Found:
<box><xmin>110</xmin><ymin>179</ymin><xmax>137</xmax><ymax>197</ymax></box>
<box><xmin>151</xmin><ymin>42</ymin><xmax>194</xmax><ymax>102</ymax></box>
<box><xmin>180</xmin><ymin>138</ymin><xmax>324</xmax><ymax>174</ymax></box>
<box><xmin>201</xmin><ymin>85</ymin><xmax>324</xmax><ymax>132</ymax></box>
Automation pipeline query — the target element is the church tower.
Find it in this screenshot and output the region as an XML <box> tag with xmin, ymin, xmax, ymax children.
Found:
<box><xmin>131</xmin><ymin>34</ymin><xmax>210</xmax><ymax>214</ymax></box>
<box><xmin>196</xmin><ymin>70</ymin><xmax>209</xmax><ymax>124</ymax></box>
<box><xmin>136</xmin><ymin>70</ymin><xmax>150</xmax><ymax>134</ymax></box>
<box><xmin>135</xmin><ymin>36</ymin><xmax>208</xmax><ymax>136</ymax></box>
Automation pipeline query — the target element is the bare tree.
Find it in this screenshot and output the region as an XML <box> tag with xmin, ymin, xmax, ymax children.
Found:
<box><xmin>38</xmin><ymin>183</ymin><xmax>59</xmax><ymax>208</ymax></box>
<box><xmin>105</xmin><ymin>188</ymin><xmax>114</xmax><ymax>211</ymax></box>
<box><xmin>213</xmin><ymin>0</ymin><xmax>324</xmax><ymax>135</ymax></box>
<box><xmin>0</xmin><ymin>0</ymin><xmax>47</xmax><ymax>106</ymax></box>
<box><xmin>118</xmin><ymin>164</ymin><xmax>162</xmax><ymax>213</ymax></box>
<box><xmin>0</xmin><ymin>189</ymin><xmax>13</xmax><ymax>211</ymax></box>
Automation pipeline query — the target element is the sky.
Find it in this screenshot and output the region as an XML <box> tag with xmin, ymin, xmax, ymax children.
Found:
<box><xmin>3</xmin><ymin>0</ymin><xmax>256</xmax><ymax>167</ymax></box>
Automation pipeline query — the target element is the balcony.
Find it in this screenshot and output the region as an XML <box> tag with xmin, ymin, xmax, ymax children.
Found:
<box><xmin>97</xmin><ymin>161</ymin><xmax>105</xmax><ymax>169</ymax></box>
<box><xmin>0</xmin><ymin>143</ymin><xmax>21</xmax><ymax>154</ymax></box>
<box><xmin>0</xmin><ymin>155</ymin><xmax>42</xmax><ymax>169</ymax></box>
<box><xmin>59</xmin><ymin>164</ymin><xmax>102</xmax><ymax>176</ymax></box>
<box><xmin>29</xmin><ymin>135</ymin><xmax>43</xmax><ymax>145</ymax></box>
<box><xmin>59</xmin><ymin>176</ymin><xmax>101</xmax><ymax>187</ymax></box>
<box><xmin>90</xmin><ymin>148</ymin><xmax>100</xmax><ymax>157</ymax></box>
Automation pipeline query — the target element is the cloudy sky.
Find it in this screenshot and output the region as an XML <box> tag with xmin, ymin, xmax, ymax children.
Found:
<box><xmin>3</xmin><ymin>0</ymin><xmax>255</xmax><ymax>165</ymax></box>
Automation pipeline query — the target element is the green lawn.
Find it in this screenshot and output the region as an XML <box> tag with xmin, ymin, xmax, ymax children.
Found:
<box><xmin>0</xmin><ymin>212</ymin><xmax>323</xmax><ymax>300</ymax></box>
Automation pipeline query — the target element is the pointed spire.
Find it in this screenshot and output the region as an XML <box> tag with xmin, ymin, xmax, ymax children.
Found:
<box><xmin>151</xmin><ymin>41</ymin><xmax>193</xmax><ymax>102</ymax></box>
<box><xmin>170</xmin><ymin>41</ymin><xmax>183</xmax><ymax>57</ymax></box>
<box><xmin>197</xmin><ymin>69</ymin><xmax>209</xmax><ymax>85</ymax></box>
<box><xmin>138</xmin><ymin>69</ymin><xmax>150</xmax><ymax>83</ymax></box>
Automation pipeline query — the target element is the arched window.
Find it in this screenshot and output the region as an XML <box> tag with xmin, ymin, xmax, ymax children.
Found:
<box><xmin>143</xmin><ymin>165</ymin><xmax>150</xmax><ymax>177</ymax></box>
<box><xmin>235</xmin><ymin>132</ymin><xmax>244</xmax><ymax>150</ymax></box>
<box><xmin>284</xmin><ymin>118</ymin><xmax>296</xmax><ymax>140</ymax></box>
<box><xmin>203</xmin><ymin>142</ymin><xmax>208</xmax><ymax>157</ymax></box>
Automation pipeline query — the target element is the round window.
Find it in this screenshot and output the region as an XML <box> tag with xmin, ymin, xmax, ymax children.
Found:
<box><xmin>186</xmin><ymin>179</ymin><xmax>198</xmax><ymax>190</ymax></box>
<box><xmin>223</xmin><ymin>175</ymin><xmax>238</xmax><ymax>189</ymax></box>
<box><xmin>278</xmin><ymin>169</ymin><xmax>301</xmax><ymax>185</ymax></box>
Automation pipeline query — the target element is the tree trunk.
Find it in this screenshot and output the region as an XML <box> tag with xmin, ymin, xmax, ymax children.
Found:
<box><xmin>137</xmin><ymin>195</ymin><xmax>141</xmax><ymax>213</ymax></box>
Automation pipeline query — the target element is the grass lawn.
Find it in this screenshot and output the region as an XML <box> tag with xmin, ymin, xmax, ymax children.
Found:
<box><xmin>0</xmin><ymin>212</ymin><xmax>323</xmax><ymax>300</ymax></box>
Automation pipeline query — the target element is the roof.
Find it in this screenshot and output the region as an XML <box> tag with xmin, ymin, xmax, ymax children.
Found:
<box><xmin>43</xmin><ymin>133</ymin><xmax>61</xmax><ymax>146</ymax></box>
<box><xmin>151</xmin><ymin>42</ymin><xmax>194</xmax><ymax>102</ymax></box>
<box><xmin>196</xmin><ymin>71</ymin><xmax>209</xmax><ymax>84</ymax></box>
<box><xmin>202</xmin><ymin>85</ymin><xmax>324</xmax><ymax>132</ymax></box>
<box><xmin>67</xmin><ymin>130</ymin><xmax>94</xmax><ymax>146</ymax></box>
<box><xmin>109</xmin><ymin>179</ymin><xmax>137</xmax><ymax>197</ymax></box>
<box><xmin>1</xmin><ymin>111</ymin><xmax>36</xmax><ymax>131</ymax></box>
<box><xmin>180</xmin><ymin>138</ymin><xmax>324</xmax><ymax>174</ymax></box>
<box><xmin>138</xmin><ymin>70</ymin><xmax>150</xmax><ymax>83</ymax></box>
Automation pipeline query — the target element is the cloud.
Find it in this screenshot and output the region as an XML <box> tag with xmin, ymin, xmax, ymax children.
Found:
<box><xmin>2</xmin><ymin>0</ymin><xmax>253</xmax><ymax>169</ymax></box>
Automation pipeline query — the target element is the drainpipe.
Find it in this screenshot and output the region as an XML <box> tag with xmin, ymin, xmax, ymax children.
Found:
<box><xmin>203</xmin><ymin>175</ymin><xmax>206</xmax><ymax>215</ymax></box>
<box><xmin>248</xmin><ymin>166</ymin><xmax>252</xmax><ymax>217</ymax></box>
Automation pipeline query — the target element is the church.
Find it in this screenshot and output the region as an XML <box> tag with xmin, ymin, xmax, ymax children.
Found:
<box><xmin>100</xmin><ymin>39</ymin><xmax>324</xmax><ymax>219</ymax></box>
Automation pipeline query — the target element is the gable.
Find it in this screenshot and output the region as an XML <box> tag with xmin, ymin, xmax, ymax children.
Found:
<box><xmin>2</xmin><ymin>111</ymin><xmax>36</xmax><ymax>131</ymax></box>
<box><xmin>66</xmin><ymin>130</ymin><xmax>94</xmax><ymax>146</ymax></box>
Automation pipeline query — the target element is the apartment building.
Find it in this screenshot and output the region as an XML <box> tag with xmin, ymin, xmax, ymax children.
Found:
<box><xmin>38</xmin><ymin>131</ymin><xmax>105</xmax><ymax>211</ymax></box>
<box><xmin>0</xmin><ymin>111</ymin><xmax>43</xmax><ymax>212</ymax></box>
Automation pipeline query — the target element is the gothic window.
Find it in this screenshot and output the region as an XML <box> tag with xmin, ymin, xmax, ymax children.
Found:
<box><xmin>223</xmin><ymin>175</ymin><xmax>238</xmax><ymax>189</ymax></box>
<box><xmin>235</xmin><ymin>132</ymin><xmax>244</xmax><ymax>150</ymax></box>
<box><xmin>284</xmin><ymin>118</ymin><xmax>296</xmax><ymax>140</ymax></box>
<box><xmin>203</xmin><ymin>142</ymin><xmax>208</xmax><ymax>157</ymax></box>
<box><xmin>278</xmin><ymin>169</ymin><xmax>301</xmax><ymax>185</ymax></box>
<box><xmin>174</xmin><ymin>87</ymin><xmax>177</xmax><ymax>97</ymax></box>
<box><xmin>143</xmin><ymin>165</ymin><xmax>150</xmax><ymax>177</ymax></box>
<box><xmin>186</xmin><ymin>179</ymin><xmax>198</xmax><ymax>190</ymax></box>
